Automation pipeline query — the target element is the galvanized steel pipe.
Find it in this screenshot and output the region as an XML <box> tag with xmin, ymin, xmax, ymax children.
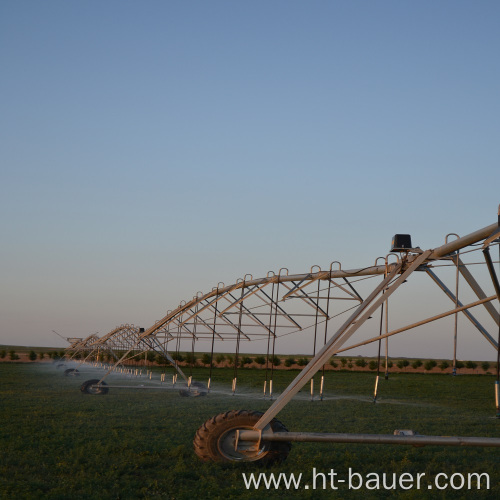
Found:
<box><xmin>238</xmin><ymin>430</ymin><xmax>500</xmax><ymax>447</ymax></box>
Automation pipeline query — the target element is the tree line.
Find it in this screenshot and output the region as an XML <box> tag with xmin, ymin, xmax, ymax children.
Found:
<box><xmin>2</xmin><ymin>348</ymin><xmax>495</xmax><ymax>374</ymax></box>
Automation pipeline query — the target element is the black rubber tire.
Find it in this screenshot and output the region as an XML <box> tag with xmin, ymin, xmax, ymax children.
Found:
<box><xmin>80</xmin><ymin>379</ymin><xmax>108</xmax><ymax>395</ymax></box>
<box><xmin>64</xmin><ymin>368</ymin><xmax>80</xmax><ymax>377</ymax></box>
<box><xmin>194</xmin><ymin>410</ymin><xmax>291</xmax><ymax>464</ymax></box>
<box><xmin>179</xmin><ymin>381</ymin><xmax>208</xmax><ymax>397</ymax></box>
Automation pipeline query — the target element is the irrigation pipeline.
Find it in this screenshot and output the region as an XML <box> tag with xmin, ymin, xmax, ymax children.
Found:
<box><xmin>237</xmin><ymin>431</ymin><xmax>500</xmax><ymax>448</ymax></box>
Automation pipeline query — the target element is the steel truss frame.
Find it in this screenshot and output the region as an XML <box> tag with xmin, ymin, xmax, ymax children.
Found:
<box><xmin>65</xmin><ymin>324</ymin><xmax>178</xmax><ymax>374</ymax></box>
<box><xmin>232</xmin><ymin>218</ymin><xmax>500</xmax><ymax>451</ymax></box>
<box><xmin>96</xmin><ymin>221</ymin><xmax>498</xmax><ymax>381</ymax></box>
<box><xmin>81</xmin><ymin>215</ymin><xmax>500</xmax><ymax>450</ymax></box>
<box><xmin>93</xmin><ymin>266</ymin><xmax>370</xmax><ymax>387</ymax></box>
<box><xmin>65</xmin><ymin>333</ymin><xmax>100</xmax><ymax>361</ymax></box>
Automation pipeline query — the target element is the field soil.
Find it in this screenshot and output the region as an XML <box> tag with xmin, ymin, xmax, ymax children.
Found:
<box><xmin>1</xmin><ymin>363</ymin><xmax>498</xmax><ymax>499</ymax></box>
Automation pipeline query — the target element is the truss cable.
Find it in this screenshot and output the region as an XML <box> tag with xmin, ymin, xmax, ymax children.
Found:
<box><xmin>452</xmin><ymin>250</ymin><xmax>460</xmax><ymax>376</ymax></box>
<box><xmin>173</xmin><ymin>317</ymin><xmax>182</xmax><ymax>385</ymax></box>
<box><xmin>373</xmin><ymin>260</ymin><xmax>388</xmax><ymax>402</ymax></box>
<box><xmin>320</xmin><ymin>269</ymin><xmax>334</xmax><ymax>401</ymax></box>
<box><xmin>384</xmin><ymin>293</ymin><xmax>390</xmax><ymax>380</ymax></box>
<box><xmin>189</xmin><ymin>303</ymin><xmax>198</xmax><ymax>386</ymax></box>
<box><xmin>163</xmin><ymin>322</ymin><xmax>171</xmax><ymax>382</ymax></box>
<box><xmin>342</xmin><ymin>277</ymin><xmax>364</xmax><ymax>301</ymax></box>
<box><xmin>264</xmin><ymin>279</ymin><xmax>275</xmax><ymax>397</ymax></box>
<box><xmin>233</xmin><ymin>278</ymin><xmax>247</xmax><ymax>395</ymax></box>
<box><xmin>161</xmin><ymin>336</ymin><xmax>168</xmax><ymax>383</ymax></box>
<box><xmin>382</xmin><ymin>255</ymin><xmax>389</xmax><ymax>380</ymax></box>
<box><xmin>208</xmin><ymin>286</ymin><xmax>220</xmax><ymax>392</ymax></box>
<box><xmin>373</xmin><ymin>301</ymin><xmax>384</xmax><ymax>403</ymax></box>
<box><xmin>312</xmin><ymin>277</ymin><xmax>321</xmax><ymax>357</ymax></box>
<box><xmin>309</xmin><ymin>272</ymin><xmax>322</xmax><ymax>401</ymax></box>
<box><xmin>270</xmin><ymin>272</ymin><xmax>285</xmax><ymax>400</ymax></box>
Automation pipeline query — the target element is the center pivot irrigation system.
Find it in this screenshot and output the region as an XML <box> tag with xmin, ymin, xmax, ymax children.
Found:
<box><xmin>67</xmin><ymin>209</ymin><xmax>500</xmax><ymax>463</ymax></box>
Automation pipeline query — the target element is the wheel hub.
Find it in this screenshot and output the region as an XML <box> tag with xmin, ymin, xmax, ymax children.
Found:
<box><xmin>218</xmin><ymin>425</ymin><xmax>271</xmax><ymax>461</ymax></box>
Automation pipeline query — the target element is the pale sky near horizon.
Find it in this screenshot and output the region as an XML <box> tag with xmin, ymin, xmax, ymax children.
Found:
<box><xmin>1</xmin><ymin>1</ymin><xmax>499</xmax><ymax>360</ymax></box>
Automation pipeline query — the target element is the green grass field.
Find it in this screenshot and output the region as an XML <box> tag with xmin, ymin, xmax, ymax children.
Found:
<box><xmin>1</xmin><ymin>362</ymin><xmax>499</xmax><ymax>499</ymax></box>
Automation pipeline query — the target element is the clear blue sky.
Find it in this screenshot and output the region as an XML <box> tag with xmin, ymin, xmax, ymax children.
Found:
<box><xmin>1</xmin><ymin>1</ymin><xmax>499</xmax><ymax>360</ymax></box>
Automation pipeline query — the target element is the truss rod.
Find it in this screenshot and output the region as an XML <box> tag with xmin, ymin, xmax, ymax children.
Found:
<box><xmin>334</xmin><ymin>294</ymin><xmax>497</xmax><ymax>355</ymax></box>
<box><xmin>253</xmin><ymin>255</ymin><xmax>419</xmax><ymax>430</ymax></box>
<box><xmin>457</xmin><ymin>256</ymin><xmax>499</xmax><ymax>326</ymax></box>
<box><xmin>426</xmin><ymin>269</ymin><xmax>498</xmax><ymax>348</ymax></box>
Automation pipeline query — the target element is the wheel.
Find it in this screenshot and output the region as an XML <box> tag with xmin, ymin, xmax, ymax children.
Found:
<box><xmin>179</xmin><ymin>381</ymin><xmax>208</xmax><ymax>397</ymax></box>
<box><xmin>80</xmin><ymin>379</ymin><xmax>108</xmax><ymax>395</ymax></box>
<box><xmin>194</xmin><ymin>410</ymin><xmax>291</xmax><ymax>463</ymax></box>
<box><xmin>64</xmin><ymin>368</ymin><xmax>80</xmax><ymax>377</ymax></box>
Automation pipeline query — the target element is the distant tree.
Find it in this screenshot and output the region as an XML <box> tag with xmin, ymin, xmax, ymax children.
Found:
<box><xmin>201</xmin><ymin>353</ymin><xmax>212</xmax><ymax>366</ymax></box>
<box><xmin>58</xmin><ymin>351</ymin><xmax>65</xmax><ymax>358</ymax></box>
<box><xmin>215</xmin><ymin>354</ymin><xmax>225</xmax><ymax>365</ymax></box>
<box><xmin>146</xmin><ymin>351</ymin><xmax>156</xmax><ymax>363</ymax></box>
<box><xmin>368</xmin><ymin>360</ymin><xmax>378</xmax><ymax>371</ymax></box>
<box><xmin>226</xmin><ymin>355</ymin><xmax>234</xmax><ymax>365</ymax></box>
<box><xmin>481</xmin><ymin>361</ymin><xmax>490</xmax><ymax>372</ymax></box>
<box><xmin>424</xmin><ymin>360</ymin><xmax>437</xmax><ymax>371</ymax></box>
<box><xmin>28</xmin><ymin>350</ymin><xmax>37</xmax><ymax>361</ymax></box>
<box><xmin>297</xmin><ymin>358</ymin><xmax>308</xmax><ymax>366</ymax></box>
<box><xmin>330</xmin><ymin>359</ymin><xmax>338</xmax><ymax>368</ymax></box>
<box><xmin>347</xmin><ymin>362</ymin><xmax>353</xmax><ymax>369</ymax></box>
<box><xmin>271</xmin><ymin>355</ymin><xmax>281</xmax><ymax>366</ymax></box>
<box><xmin>185</xmin><ymin>352</ymin><xmax>197</xmax><ymax>365</ymax></box>
<box><xmin>439</xmin><ymin>361</ymin><xmax>450</xmax><ymax>371</ymax></box>
<box><xmin>241</xmin><ymin>356</ymin><xmax>252</xmax><ymax>366</ymax></box>
<box><xmin>355</xmin><ymin>358</ymin><xmax>367</xmax><ymax>368</ymax></box>
<box><xmin>38</xmin><ymin>352</ymin><xmax>45</xmax><ymax>360</ymax></box>
<box><xmin>0</xmin><ymin>350</ymin><xmax>6</xmax><ymax>359</ymax></box>
<box><xmin>254</xmin><ymin>356</ymin><xmax>266</xmax><ymax>366</ymax></box>
<box><xmin>171</xmin><ymin>352</ymin><xmax>184</xmax><ymax>362</ymax></box>
<box><xmin>156</xmin><ymin>354</ymin><xmax>168</xmax><ymax>365</ymax></box>
<box><xmin>455</xmin><ymin>360</ymin><xmax>465</xmax><ymax>371</ymax></box>
<box><xmin>465</xmin><ymin>361</ymin><xmax>477</xmax><ymax>370</ymax></box>
<box><xmin>386</xmin><ymin>360</ymin><xmax>393</xmax><ymax>369</ymax></box>
<box><xmin>340</xmin><ymin>358</ymin><xmax>347</xmax><ymax>368</ymax></box>
<box><xmin>396</xmin><ymin>360</ymin><xmax>405</xmax><ymax>370</ymax></box>
<box><xmin>284</xmin><ymin>357</ymin><xmax>296</xmax><ymax>367</ymax></box>
<box><xmin>411</xmin><ymin>360</ymin><xmax>423</xmax><ymax>370</ymax></box>
<box><xmin>9</xmin><ymin>350</ymin><xmax>19</xmax><ymax>361</ymax></box>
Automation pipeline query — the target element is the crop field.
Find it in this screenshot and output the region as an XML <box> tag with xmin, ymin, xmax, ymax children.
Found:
<box><xmin>1</xmin><ymin>362</ymin><xmax>499</xmax><ymax>499</ymax></box>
